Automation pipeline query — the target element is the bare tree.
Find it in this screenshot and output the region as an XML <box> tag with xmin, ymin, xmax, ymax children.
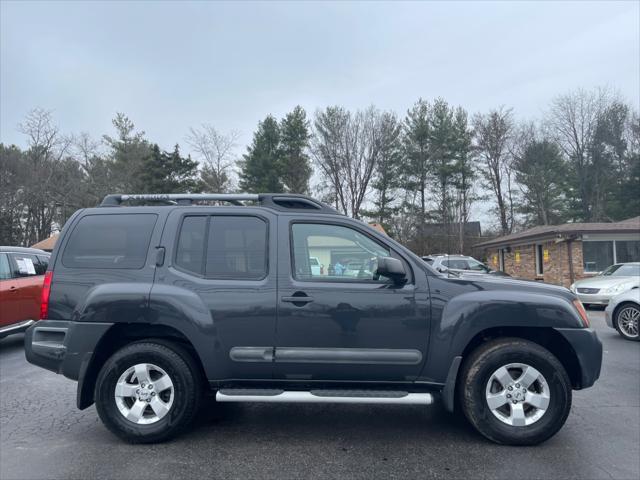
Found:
<box><xmin>546</xmin><ymin>87</ymin><xmax>612</xmax><ymax>221</ymax></box>
<box><xmin>16</xmin><ymin>108</ymin><xmax>73</xmax><ymax>244</ymax></box>
<box><xmin>472</xmin><ymin>107</ymin><xmax>516</xmax><ymax>235</ymax></box>
<box><xmin>186</xmin><ymin>125</ymin><xmax>240</xmax><ymax>192</ymax></box>
<box><xmin>311</xmin><ymin>106</ymin><xmax>397</xmax><ymax>219</ymax></box>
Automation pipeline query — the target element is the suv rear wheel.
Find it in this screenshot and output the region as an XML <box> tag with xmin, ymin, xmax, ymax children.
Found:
<box><xmin>458</xmin><ymin>338</ymin><xmax>572</xmax><ymax>445</ymax></box>
<box><xmin>95</xmin><ymin>340</ymin><xmax>202</xmax><ymax>443</ymax></box>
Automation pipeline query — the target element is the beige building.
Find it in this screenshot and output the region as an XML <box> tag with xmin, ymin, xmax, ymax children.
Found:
<box><xmin>474</xmin><ymin>217</ymin><xmax>640</xmax><ymax>287</ymax></box>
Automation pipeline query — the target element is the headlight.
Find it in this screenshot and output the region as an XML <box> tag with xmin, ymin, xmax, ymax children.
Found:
<box><xmin>605</xmin><ymin>283</ymin><xmax>629</xmax><ymax>294</ymax></box>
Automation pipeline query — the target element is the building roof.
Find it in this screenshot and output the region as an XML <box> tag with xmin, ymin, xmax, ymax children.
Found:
<box><xmin>474</xmin><ymin>217</ymin><xmax>640</xmax><ymax>249</ymax></box>
<box><xmin>368</xmin><ymin>223</ymin><xmax>388</xmax><ymax>236</ymax></box>
<box><xmin>31</xmin><ymin>233</ymin><xmax>59</xmax><ymax>252</ymax></box>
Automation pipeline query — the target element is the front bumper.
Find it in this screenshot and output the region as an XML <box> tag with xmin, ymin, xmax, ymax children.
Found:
<box><xmin>604</xmin><ymin>303</ymin><xmax>615</xmax><ymax>328</ymax></box>
<box><xmin>24</xmin><ymin>320</ymin><xmax>112</xmax><ymax>381</ymax></box>
<box><xmin>575</xmin><ymin>292</ymin><xmax>614</xmax><ymax>305</ymax></box>
<box><xmin>554</xmin><ymin>327</ymin><xmax>603</xmax><ymax>389</ymax></box>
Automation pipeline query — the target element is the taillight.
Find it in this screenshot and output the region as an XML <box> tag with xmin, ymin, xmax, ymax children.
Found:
<box><xmin>40</xmin><ymin>271</ymin><xmax>53</xmax><ymax>320</ymax></box>
<box><xmin>572</xmin><ymin>299</ymin><xmax>590</xmax><ymax>328</ymax></box>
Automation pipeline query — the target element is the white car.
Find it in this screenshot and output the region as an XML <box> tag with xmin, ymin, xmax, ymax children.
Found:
<box><xmin>570</xmin><ymin>263</ymin><xmax>640</xmax><ymax>306</ymax></box>
<box><xmin>309</xmin><ymin>257</ymin><xmax>321</xmax><ymax>276</ymax></box>
<box><xmin>604</xmin><ymin>289</ymin><xmax>640</xmax><ymax>341</ymax></box>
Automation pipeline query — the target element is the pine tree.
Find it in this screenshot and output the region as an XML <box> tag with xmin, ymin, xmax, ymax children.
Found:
<box><xmin>134</xmin><ymin>144</ymin><xmax>199</xmax><ymax>193</ymax></box>
<box><xmin>402</xmin><ymin>99</ymin><xmax>432</xmax><ymax>252</ymax></box>
<box><xmin>279</xmin><ymin>106</ymin><xmax>312</xmax><ymax>194</ymax></box>
<box><xmin>239</xmin><ymin>115</ymin><xmax>283</xmax><ymax>193</ymax></box>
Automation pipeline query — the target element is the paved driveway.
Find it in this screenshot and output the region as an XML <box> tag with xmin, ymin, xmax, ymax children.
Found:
<box><xmin>1</xmin><ymin>310</ymin><xmax>638</xmax><ymax>480</ymax></box>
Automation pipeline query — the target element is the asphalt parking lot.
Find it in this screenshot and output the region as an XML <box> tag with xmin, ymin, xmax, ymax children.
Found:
<box><xmin>1</xmin><ymin>310</ymin><xmax>638</xmax><ymax>480</ymax></box>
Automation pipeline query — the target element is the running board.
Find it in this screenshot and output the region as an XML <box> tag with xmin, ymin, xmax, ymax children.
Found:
<box><xmin>216</xmin><ymin>389</ymin><xmax>434</xmax><ymax>405</ymax></box>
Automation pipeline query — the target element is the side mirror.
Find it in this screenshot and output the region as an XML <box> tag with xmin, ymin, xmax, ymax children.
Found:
<box><xmin>437</xmin><ymin>266</ymin><xmax>449</xmax><ymax>273</ymax></box>
<box><xmin>376</xmin><ymin>256</ymin><xmax>406</xmax><ymax>284</ymax></box>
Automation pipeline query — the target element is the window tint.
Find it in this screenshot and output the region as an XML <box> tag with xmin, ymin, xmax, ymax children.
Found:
<box><xmin>291</xmin><ymin>223</ymin><xmax>390</xmax><ymax>282</ymax></box>
<box><xmin>442</xmin><ymin>259</ymin><xmax>470</xmax><ymax>270</ymax></box>
<box><xmin>62</xmin><ymin>214</ymin><xmax>157</xmax><ymax>269</ymax></box>
<box><xmin>36</xmin><ymin>255</ymin><xmax>49</xmax><ymax>274</ymax></box>
<box><xmin>175</xmin><ymin>216</ymin><xmax>207</xmax><ymax>275</ymax></box>
<box><xmin>0</xmin><ymin>254</ymin><xmax>11</xmax><ymax>280</ymax></box>
<box><xmin>468</xmin><ymin>259</ymin><xmax>490</xmax><ymax>272</ymax></box>
<box><xmin>9</xmin><ymin>253</ymin><xmax>41</xmax><ymax>277</ymax></box>
<box><xmin>206</xmin><ymin>216</ymin><xmax>267</xmax><ymax>279</ymax></box>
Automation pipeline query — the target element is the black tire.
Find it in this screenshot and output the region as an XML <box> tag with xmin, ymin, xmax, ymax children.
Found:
<box><xmin>613</xmin><ymin>302</ymin><xmax>640</xmax><ymax>342</ymax></box>
<box><xmin>94</xmin><ymin>340</ymin><xmax>203</xmax><ymax>443</ymax></box>
<box><xmin>458</xmin><ymin>337</ymin><xmax>572</xmax><ymax>446</ymax></box>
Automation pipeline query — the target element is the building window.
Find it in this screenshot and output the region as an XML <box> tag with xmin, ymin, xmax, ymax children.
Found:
<box><xmin>582</xmin><ymin>241</ymin><xmax>614</xmax><ymax>273</ymax></box>
<box><xmin>535</xmin><ymin>245</ymin><xmax>544</xmax><ymax>275</ymax></box>
<box><xmin>616</xmin><ymin>240</ymin><xmax>640</xmax><ymax>263</ymax></box>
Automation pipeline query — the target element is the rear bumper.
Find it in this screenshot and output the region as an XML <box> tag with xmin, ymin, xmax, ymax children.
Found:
<box><xmin>24</xmin><ymin>320</ymin><xmax>112</xmax><ymax>381</ymax></box>
<box><xmin>0</xmin><ymin>319</ymin><xmax>35</xmax><ymax>339</ymax></box>
<box><xmin>554</xmin><ymin>327</ymin><xmax>603</xmax><ymax>389</ymax></box>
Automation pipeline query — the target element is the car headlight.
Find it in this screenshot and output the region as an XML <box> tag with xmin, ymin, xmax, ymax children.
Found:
<box><xmin>605</xmin><ymin>283</ymin><xmax>630</xmax><ymax>294</ymax></box>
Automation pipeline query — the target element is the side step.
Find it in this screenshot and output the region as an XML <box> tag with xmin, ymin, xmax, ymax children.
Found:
<box><xmin>216</xmin><ymin>389</ymin><xmax>434</xmax><ymax>405</ymax></box>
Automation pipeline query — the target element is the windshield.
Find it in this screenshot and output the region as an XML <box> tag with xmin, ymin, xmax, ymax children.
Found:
<box><xmin>601</xmin><ymin>264</ymin><xmax>640</xmax><ymax>277</ymax></box>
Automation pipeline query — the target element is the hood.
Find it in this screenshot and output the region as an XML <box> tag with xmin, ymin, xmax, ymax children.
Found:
<box><xmin>573</xmin><ymin>276</ymin><xmax>640</xmax><ymax>289</ymax></box>
<box><xmin>447</xmin><ymin>273</ymin><xmax>574</xmax><ymax>300</ymax></box>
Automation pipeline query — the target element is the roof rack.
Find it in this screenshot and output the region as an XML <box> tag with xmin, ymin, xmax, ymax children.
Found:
<box><xmin>99</xmin><ymin>193</ymin><xmax>340</xmax><ymax>214</ymax></box>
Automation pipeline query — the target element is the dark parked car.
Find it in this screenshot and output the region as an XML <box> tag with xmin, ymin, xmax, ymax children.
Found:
<box><xmin>0</xmin><ymin>246</ymin><xmax>49</xmax><ymax>338</ymax></box>
<box><xmin>25</xmin><ymin>193</ymin><xmax>602</xmax><ymax>446</ymax></box>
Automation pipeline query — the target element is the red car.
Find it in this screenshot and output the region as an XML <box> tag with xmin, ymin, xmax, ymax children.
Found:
<box><xmin>0</xmin><ymin>246</ymin><xmax>50</xmax><ymax>338</ymax></box>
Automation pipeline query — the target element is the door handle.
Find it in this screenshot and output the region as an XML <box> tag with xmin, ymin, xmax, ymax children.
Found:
<box><xmin>281</xmin><ymin>295</ymin><xmax>314</xmax><ymax>304</ymax></box>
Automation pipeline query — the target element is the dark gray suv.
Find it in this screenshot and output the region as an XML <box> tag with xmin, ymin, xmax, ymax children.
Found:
<box><xmin>24</xmin><ymin>193</ymin><xmax>602</xmax><ymax>445</ymax></box>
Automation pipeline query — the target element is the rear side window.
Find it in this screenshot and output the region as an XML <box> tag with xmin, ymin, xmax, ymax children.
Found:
<box><xmin>0</xmin><ymin>254</ymin><xmax>11</xmax><ymax>280</ymax></box>
<box><xmin>62</xmin><ymin>214</ymin><xmax>157</xmax><ymax>269</ymax></box>
<box><xmin>206</xmin><ymin>216</ymin><xmax>267</xmax><ymax>279</ymax></box>
<box><xmin>36</xmin><ymin>255</ymin><xmax>49</xmax><ymax>274</ymax></box>
<box><xmin>175</xmin><ymin>215</ymin><xmax>268</xmax><ymax>280</ymax></box>
<box><xmin>175</xmin><ymin>216</ymin><xmax>207</xmax><ymax>275</ymax></box>
<box><xmin>9</xmin><ymin>253</ymin><xmax>41</xmax><ymax>277</ymax></box>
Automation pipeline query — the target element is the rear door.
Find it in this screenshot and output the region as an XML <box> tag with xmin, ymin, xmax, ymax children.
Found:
<box><xmin>153</xmin><ymin>208</ymin><xmax>278</xmax><ymax>381</ymax></box>
<box><xmin>5</xmin><ymin>252</ymin><xmax>43</xmax><ymax>323</ymax></box>
<box><xmin>0</xmin><ymin>253</ymin><xmax>19</xmax><ymax>327</ymax></box>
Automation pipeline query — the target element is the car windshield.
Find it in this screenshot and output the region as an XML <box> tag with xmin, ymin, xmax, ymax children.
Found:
<box><xmin>601</xmin><ymin>264</ymin><xmax>640</xmax><ymax>277</ymax></box>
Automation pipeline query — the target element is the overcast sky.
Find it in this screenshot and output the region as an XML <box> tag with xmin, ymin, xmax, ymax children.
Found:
<box><xmin>1</xmin><ymin>0</ymin><xmax>639</xmax><ymax>154</ymax></box>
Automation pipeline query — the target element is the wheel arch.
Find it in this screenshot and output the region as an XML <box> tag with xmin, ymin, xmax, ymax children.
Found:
<box><xmin>443</xmin><ymin>326</ymin><xmax>582</xmax><ymax>412</ymax></box>
<box><xmin>77</xmin><ymin>323</ymin><xmax>208</xmax><ymax>410</ymax></box>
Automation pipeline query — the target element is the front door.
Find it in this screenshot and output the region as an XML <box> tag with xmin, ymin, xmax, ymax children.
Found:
<box><xmin>275</xmin><ymin>219</ymin><xmax>429</xmax><ymax>382</ymax></box>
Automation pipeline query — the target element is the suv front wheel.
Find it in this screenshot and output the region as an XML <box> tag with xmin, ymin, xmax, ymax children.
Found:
<box><xmin>459</xmin><ymin>338</ymin><xmax>572</xmax><ymax>445</ymax></box>
<box><xmin>95</xmin><ymin>340</ymin><xmax>203</xmax><ymax>443</ymax></box>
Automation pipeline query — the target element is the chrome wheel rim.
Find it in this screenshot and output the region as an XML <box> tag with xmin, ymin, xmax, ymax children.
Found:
<box><xmin>618</xmin><ymin>306</ymin><xmax>640</xmax><ymax>338</ymax></box>
<box><xmin>115</xmin><ymin>363</ymin><xmax>174</xmax><ymax>425</ymax></box>
<box><xmin>485</xmin><ymin>363</ymin><xmax>550</xmax><ymax>427</ymax></box>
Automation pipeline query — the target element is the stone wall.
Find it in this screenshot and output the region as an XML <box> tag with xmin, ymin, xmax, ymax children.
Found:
<box><xmin>485</xmin><ymin>240</ymin><xmax>586</xmax><ymax>287</ymax></box>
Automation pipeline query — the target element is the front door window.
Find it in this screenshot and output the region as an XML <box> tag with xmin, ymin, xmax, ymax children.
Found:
<box><xmin>291</xmin><ymin>223</ymin><xmax>391</xmax><ymax>282</ymax></box>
